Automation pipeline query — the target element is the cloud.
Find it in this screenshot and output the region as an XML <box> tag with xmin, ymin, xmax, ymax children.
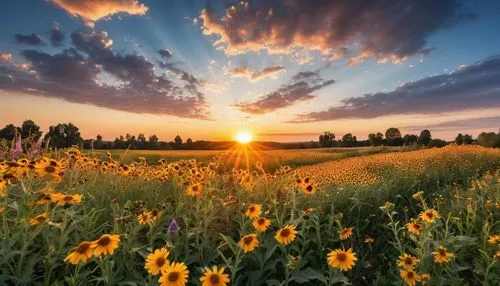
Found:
<box><xmin>49</xmin><ymin>0</ymin><xmax>148</xmax><ymax>26</ymax></box>
<box><xmin>14</xmin><ymin>33</ymin><xmax>44</xmax><ymax>45</ymax></box>
<box><xmin>0</xmin><ymin>53</ymin><xmax>12</xmax><ymax>62</ymax></box>
<box><xmin>200</xmin><ymin>0</ymin><xmax>475</xmax><ymax>64</ymax></box>
<box><xmin>233</xmin><ymin>71</ymin><xmax>334</xmax><ymax>114</ymax></box>
<box><xmin>291</xmin><ymin>55</ymin><xmax>500</xmax><ymax>122</ymax></box>
<box><xmin>158</xmin><ymin>49</ymin><xmax>173</xmax><ymax>59</ymax></box>
<box><xmin>50</xmin><ymin>24</ymin><xmax>65</xmax><ymax>46</ymax></box>
<box><xmin>0</xmin><ymin>28</ymin><xmax>209</xmax><ymax>119</ymax></box>
<box><xmin>230</xmin><ymin>65</ymin><xmax>285</xmax><ymax>81</ymax></box>
<box><xmin>404</xmin><ymin>116</ymin><xmax>500</xmax><ymax>132</ymax></box>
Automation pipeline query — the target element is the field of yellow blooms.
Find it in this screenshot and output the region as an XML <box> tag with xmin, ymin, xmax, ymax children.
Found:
<box><xmin>0</xmin><ymin>145</ymin><xmax>499</xmax><ymax>285</ymax></box>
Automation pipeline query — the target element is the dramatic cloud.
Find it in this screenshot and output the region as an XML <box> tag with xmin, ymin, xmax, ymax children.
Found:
<box><xmin>200</xmin><ymin>0</ymin><xmax>475</xmax><ymax>64</ymax></box>
<box><xmin>230</xmin><ymin>65</ymin><xmax>285</xmax><ymax>81</ymax></box>
<box><xmin>404</xmin><ymin>116</ymin><xmax>500</xmax><ymax>132</ymax></box>
<box><xmin>233</xmin><ymin>71</ymin><xmax>334</xmax><ymax>114</ymax></box>
<box><xmin>14</xmin><ymin>33</ymin><xmax>44</xmax><ymax>45</ymax></box>
<box><xmin>50</xmin><ymin>24</ymin><xmax>65</xmax><ymax>46</ymax></box>
<box><xmin>0</xmin><ymin>53</ymin><xmax>12</xmax><ymax>62</ymax></box>
<box><xmin>292</xmin><ymin>55</ymin><xmax>500</xmax><ymax>122</ymax></box>
<box><xmin>50</xmin><ymin>0</ymin><xmax>148</xmax><ymax>26</ymax></box>
<box><xmin>0</xmin><ymin>29</ymin><xmax>209</xmax><ymax>119</ymax></box>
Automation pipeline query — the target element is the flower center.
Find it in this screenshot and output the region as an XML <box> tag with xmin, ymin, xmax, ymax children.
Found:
<box><xmin>438</xmin><ymin>249</ymin><xmax>446</xmax><ymax>256</ymax></box>
<box><xmin>45</xmin><ymin>166</ymin><xmax>56</xmax><ymax>173</ymax></box>
<box><xmin>249</xmin><ymin>206</ymin><xmax>255</xmax><ymax>212</ymax></box>
<box><xmin>243</xmin><ymin>236</ymin><xmax>254</xmax><ymax>245</ymax></box>
<box><xmin>210</xmin><ymin>274</ymin><xmax>220</xmax><ymax>284</ymax></box>
<box><xmin>281</xmin><ymin>229</ymin><xmax>290</xmax><ymax>237</ymax></box>
<box><xmin>98</xmin><ymin>236</ymin><xmax>111</xmax><ymax>246</ymax></box>
<box><xmin>168</xmin><ymin>271</ymin><xmax>180</xmax><ymax>281</ymax></box>
<box><xmin>405</xmin><ymin>257</ymin><xmax>413</xmax><ymax>265</ymax></box>
<box><xmin>258</xmin><ymin>218</ymin><xmax>266</xmax><ymax>225</ymax></box>
<box><xmin>407</xmin><ymin>271</ymin><xmax>414</xmax><ymax>278</ymax></box>
<box><xmin>76</xmin><ymin>243</ymin><xmax>90</xmax><ymax>253</ymax></box>
<box><xmin>63</xmin><ymin>195</ymin><xmax>73</xmax><ymax>201</ymax></box>
<box><xmin>336</xmin><ymin>252</ymin><xmax>347</xmax><ymax>262</ymax></box>
<box><xmin>156</xmin><ymin>257</ymin><xmax>165</xmax><ymax>267</ymax></box>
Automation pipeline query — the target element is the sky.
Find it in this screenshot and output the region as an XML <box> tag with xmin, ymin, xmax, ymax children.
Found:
<box><xmin>0</xmin><ymin>0</ymin><xmax>499</xmax><ymax>142</ymax></box>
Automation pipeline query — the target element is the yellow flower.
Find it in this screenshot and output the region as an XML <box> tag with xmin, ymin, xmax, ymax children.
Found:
<box><xmin>432</xmin><ymin>246</ymin><xmax>454</xmax><ymax>263</ymax></box>
<box><xmin>488</xmin><ymin>234</ymin><xmax>500</xmax><ymax>246</ymax></box>
<box><xmin>239</xmin><ymin>234</ymin><xmax>259</xmax><ymax>253</ymax></box>
<box><xmin>245</xmin><ymin>204</ymin><xmax>262</xmax><ymax>219</ymax></box>
<box><xmin>339</xmin><ymin>227</ymin><xmax>354</xmax><ymax>240</ymax></box>
<box><xmin>159</xmin><ymin>261</ymin><xmax>189</xmax><ymax>286</ymax></box>
<box><xmin>92</xmin><ymin>234</ymin><xmax>120</xmax><ymax>256</ymax></box>
<box><xmin>252</xmin><ymin>217</ymin><xmax>271</xmax><ymax>232</ymax></box>
<box><xmin>327</xmin><ymin>248</ymin><xmax>357</xmax><ymax>271</ymax></box>
<box><xmin>200</xmin><ymin>265</ymin><xmax>230</xmax><ymax>286</ymax></box>
<box><xmin>29</xmin><ymin>213</ymin><xmax>49</xmax><ymax>225</ymax></box>
<box><xmin>275</xmin><ymin>225</ymin><xmax>298</xmax><ymax>245</ymax></box>
<box><xmin>397</xmin><ymin>253</ymin><xmax>420</xmax><ymax>269</ymax></box>
<box><xmin>145</xmin><ymin>247</ymin><xmax>170</xmax><ymax>275</ymax></box>
<box><xmin>301</xmin><ymin>184</ymin><xmax>316</xmax><ymax>195</ymax></box>
<box><xmin>64</xmin><ymin>241</ymin><xmax>93</xmax><ymax>265</ymax></box>
<box><xmin>406</xmin><ymin>221</ymin><xmax>422</xmax><ymax>235</ymax></box>
<box><xmin>138</xmin><ymin>211</ymin><xmax>151</xmax><ymax>225</ymax></box>
<box><xmin>419</xmin><ymin>209</ymin><xmax>440</xmax><ymax>223</ymax></box>
<box><xmin>364</xmin><ymin>236</ymin><xmax>374</xmax><ymax>244</ymax></box>
<box><xmin>186</xmin><ymin>183</ymin><xmax>203</xmax><ymax>197</ymax></box>
<box><xmin>412</xmin><ymin>191</ymin><xmax>424</xmax><ymax>200</ymax></box>
<box><xmin>400</xmin><ymin>269</ymin><xmax>421</xmax><ymax>286</ymax></box>
<box><xmin>420</xmin><ymin>273</ymin><xmax>431</xmax><ymax>285</ymax></box>
<box><xmin>303</xmin><ymin>208</ymin><xmax>315</xmax><ymax>217</ymax></box>
<box><xmin>54</xmin><ymin>194</ymin><xmax>83</xmax><ymax>206</ymax></box>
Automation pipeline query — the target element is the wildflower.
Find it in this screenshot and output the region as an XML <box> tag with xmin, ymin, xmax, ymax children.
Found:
<box><xmin>432</xmin><ymin>246</ymin><xmax>454</xmax><ymax>263</ymax></box>
<box><xmin>419</xmin><ymin>209</ymin><xmax>440</xmax><ymax>223</ymax></box>
<box><xmin>168</xmin><ymin>219</ymin><xmax>180</xmax><ymax>235</ymax></box>
<box><xmin>151</xmin><ymin>208</ymin><xmax>160</xmax><ymax>220</ymax></box>
<box><xmin>92</xmin><ymin>234</ymin><xmax>120</xmax><ymax>256</ymax></box>
<box><xmin>327</xmin><ymin>248</ymin><xmax>357</xmax><ymax>271</ymax></box>
<box><xmin>252</xmin><ymin>217</ymin><xmax>271</xmax><ymax>232</ymax></box>
<box><xmin>64</xmin><ymin>241</ymin><xmax>93</xmax><ymax>265</ymax></box>
<box><xmin>397</xmin><ymin>253</ymin><xmax>420</xmax><ymax>269</ymax></box>
<box><xmin>406</xmin><ymin>221</ymin><xmax>422</xmax><ymax>235</ymax></box>
<box><xmin>488</xmin><ymin>234</ymin><xmax>500</xmax><ymax>246</ymax></box>
<box><xmin>412</xmin><ymin>191</ymin><xmax>424</xmax><ymax>200</ymax></box>
<box><xmin>138</xmin><ymin>211</ymin><xmax>151</xmax><ymax>225</ymax></box>
<box><xmin>54</xmin><ymin>194</ymin><xmax>83</xmax><ymax>206</ymax></box>
<box><xmin>420</xmin><ymin>273</ymin><xmax>431</xmax><ymax>285</ymax></box>
<box><xmin>145</xmin><ymin>247</ymin><xmax>170</xmax><ymax>275</ymax></box>
<box><xmin>245</xmin><ymin>204</ymin><xmax>262</xmax><ymax>219</ymax></box>
<box><xmin>303</xmin><ymin>208</ymin><xmax>315</xmax><ymax>217</ymax></box>
<box><xmin>275</xmin><ymin>225</ymin><xmax>298</xmax><ymax>245</ymax></box>
<box><xmin>400</xmin><ymin>269</ymin><xmax>421</xmax><ymax>286</ymax></box>
<box><xmin>200</xmin><ymin>265</ymin><xmax>230</xmax><ymax>286</ymax></box>
<box><xmin>29</xmin><ymin>213</ymin><xmax>48</xmax><ymax>225</ymax></box>
<box><xmin>159</xmin><ymin>262</ymin><xmax>189</xmax><ymax>286</ymax></box>
<box><xmin>240</xmin><ymin>234</ymin><xmax>259</xmax><ymax>253</ymax></box>
<box><xmin>364</xmin><ymin>236</ymin><xmax>374</xmax><ymax>244</ymax></box>
<box><xmin>302</xmin><ymin>184</ymin><xmax>315</xmax><ymax>195</ymax></box>
<box><xmin>339</xmin><ymin>227</ymin><xmax>354</xmax><ymax>240</ymax></box>
<box><xmin>380</xmin><ymin>201</ymin><xmax>394</xmax><ymax>212</ymax></box>
<box><xmin>186</xmin><ymin>183</ymin><xmax>203</xmax><ymax>196</ymax></box>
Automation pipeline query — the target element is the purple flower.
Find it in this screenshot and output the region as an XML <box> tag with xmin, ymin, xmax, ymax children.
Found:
<box><xmin>28</xmin><ymin>136</ymin><xmax>43</xmax><ymax>160</ymax></box>
<box><xmin>168</xmin><ymin>219</ymin><xmax>180</xmax><ymax>235</ymax></box>
<box><xmin>10</xmin><ymin>137</ymin><xmax>23</xmax><ymax>160</ymax></box>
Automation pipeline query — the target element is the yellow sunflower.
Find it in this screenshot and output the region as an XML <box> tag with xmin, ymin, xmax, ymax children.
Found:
<box><xmin>397</xmin><ymin>253</ymin><xmax>420</xmax><ymax>269</ymax></box>
<box><xmin>145</xmin><ymin>247</ymin><xmax>170</xmax><ymax>275</ymax></box>
<box><xmin>200</xmin><ymin>265</ymin><xmax>230</xmax><ymax>286</ymax></box>
<box><xmin>419</xmin><ymin>209</ymin><xmax>440</xmax><ymax>223</ymax></box>
<box><xmin>186</xmin><ymin>183</ymin><xmax>203</xmax><ymax>196</ymax></box>
<box><xmin>159</xmin><ymin>261</ymin><xmax>189</xmax><ymax>286</ymax></box>
<box><xmin>432</xmin><ymin>246</ymin><xmax>454</xmax><ymax>263</ymax></box>
<box><xmin>64</xmin><ymin>241</ymin><xmax>93</xmax><ymax>265</ymax></box>
<box><xmin>326</xmin><ymin>248</ymin><xmax>357</xmax><ymax>271</ymax></box>
<box><xmin>29</xmin><ymin>213</ymin><xmax>49</xmax><ymax>225</ymax></box>
<box><xmin>339</xmin><ymin>227</ymin><xmax>354</xmax><ymax>240</ymax></box>
<box><xmin>252</xmin><ymin>217</ymin><xmax>271</xmax><ymax>232</ymax></box>
<box><xmin>138</xmin><ymin>211</ymin><xmax>151</xmax><ymax>225</ymax></box>
<box><xmin>488</xmin><ymin>234</ymin><xmax>500</xmax><ymax>246</ymax></box>
<box><xmin>240</xmin><ymin>234</ymin><xmax>259</xmax><ymax>253</ymax></box>
<box><xmin>275</xmin><ymin>225</ymin><xmax>298</xmax><ymax>245</ymax></box>
<box><xmin>54</xmin><ymin>194</ymin><xmax>83</xmax><ymax>206</ymax></box>
<box><xmin>92</xmin><ymin>234</ymin><xmax>120</xmax><ymax>256</ymax></box>
<box><xmin>364</xmin><ymin>236</ymin><xmax>375</xmax><ymax>244</ymax></box>
<box><xmin>301</xmin><ymin>184</ymin><xmax>315</xmax><ymax>195</ymax></box>
<box><xmin>245</xmin><ymin>204</ymin><xmax>262</xmax><ymax>219</ymax></box>
<box><xmin>406</xmin><ymin>221</ymin><xmax>422</xmax><ymax>235</ymax></box>
<box><xmin>400</xmin><ymin>269</ymin><xmax>421</xmax><ymax>286</ymax></box>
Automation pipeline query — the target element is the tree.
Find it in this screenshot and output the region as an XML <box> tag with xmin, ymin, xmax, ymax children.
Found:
<box><xmin>0</xmin><ymin>124</ymin><xmax>21</xmax><ymax>141</ymax></box>
<box><xmin>403</xmin><ymin>134</ymin><xmax>418</xmax><ymax>146</ymax></box>
<box><xmin>174</xmin><ymin>135</ymin><xmax>183</xmax><ymax>145</ymax></box>
<box><xmin>186</xmin><ymin>138</ymin><xmax>193</xmax><ymax>144</ymax></box>
<box><xmin>21</xmin><ymin>120</ymin><xmax>42</xmax><ymax>140</ymax></box>
<box><xmin>463</xmin><ymin>134</ymin><xmax>473</xmax><ymax>145</ymax></box>
<box><xmin>385</xmin><ymin>127</ymin><xmax>403</xmax><ymax>146</ymax></box>
<box><xmin>477</xmin><ymin>132</ymin><xmax>500</xmax><ymax>148</ymax></box>
<box><xmin>319</xmin><ymin>132</ymin><xmax>335</xmax><ymax>147</ymax></box>
<box><xmin>113</xmin><ymin>136</ymin><xmax>126</xmax><ymax>149</ymax></box>
<box><xmin>149</xmin><ymin>134</ymin><xmax>159</xmax><ymax>149</ymax></box>
<box><xmin>44</xmin><ymin>123</ymin><xmax>82</xmax><ymax>148</ymax></box>
<box><xmin>428</xmin><ymin>139</ymin><xmax>447</xmax><ymax>148</ymax></box>
<box><xmin>455</xmin><ymin>133</ymin><xmax>464</xmax><ymax>145</ymax></box>
<box><xmin>341</xmin><ymin>133</ymin><xmax>355</xmax><ymax>147</ymax></box>
<box><xmin>417</xmin><ymin>129</ymin><xmax>432</xmax><ymax>146</ymax></box>
<box><xmin>368</xmin><ymin>132</ymin><xmax>384</xmax><ymax>146</ymax></box>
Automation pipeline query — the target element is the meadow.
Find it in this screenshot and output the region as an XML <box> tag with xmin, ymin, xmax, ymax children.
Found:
<box><xmin>0</xmin><ymin>145</ymin><xmax>499</xmax><ymax>285</ymax></box>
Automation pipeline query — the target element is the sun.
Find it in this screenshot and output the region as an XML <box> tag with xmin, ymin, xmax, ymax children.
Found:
<box><xmin>236</xmin><ymin>131</ymin><xmax>253</xmax><ymax>144</ymax></box>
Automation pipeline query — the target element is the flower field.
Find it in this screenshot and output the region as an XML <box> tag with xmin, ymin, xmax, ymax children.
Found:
<box><xmin>0</xmin><ymin>145</ymin><xmax>499</xmax><ymax>285</ymax></box>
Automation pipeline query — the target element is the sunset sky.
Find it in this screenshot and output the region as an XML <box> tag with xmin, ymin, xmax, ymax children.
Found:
<box><xmin>1</xmin><ymin>0</ymin><xmax>499</xmax><ymax>142</ymax></box>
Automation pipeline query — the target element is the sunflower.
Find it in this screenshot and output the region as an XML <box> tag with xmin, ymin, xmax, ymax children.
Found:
<box><xmin>200</xmin><ymin>265</ymin><xmax>230</xmax><ymax>286</ymax></box>
<box><xmin>92</xmin><ymin>234</ymin><xmax>120</xmax><ymax>256</ymax></box>
<box><xmin>159</xmin><ymin>261</ymin><xmax>189</xmax><ymax>286</ymax></box>
<box><xmin>138</xmin><ymin>211</ymin><xmax>151</xmax><ymax>225</ymax></box>
<box><xmin>151</xmin><ymin>208</ymin><xmax>160</xmax><ymax>220</ymax></box>
<box><xmin>252</xmin><ymin>217</ymin><xmax>271</xmax><ymax>232</ymax></box>
<box><xmin>412</xmin><ymin>191</ymin><xmax>424</xmax><ymax>200</ymax></box>
<box><xmin>419</xmin><ymin>209</ymin><xmax>440</xmax><ymax>223</ymax></box>
<box><xmin>400</xmin><ymin>269</ymin><xmax>421</xmax><ymax>286</ymax></box>
<box><xmin>302</xmin><ymin>184</ymin><xmax>315</xmax><ymax>195</ymax></box>
<box><xmin>275</xmin><ymin>225</ymin><xmax>298</xmax><ymax>245</ymax></box>
<box><xmin>245</xmin><ymin>204</ymin><xmax>262</xmax><ymax>219</ymax></box>
<box><xmin>240</xmin><ymin>234</ymin><xmax>259</xmax><ymax>253</ymax></box>
<box><xmin>420</xmin><ymin>273</ymin><xmax>431</xmax><ymax>285</ymax></box>
<box><xmin>145</xmin><ymin>247</ymin><xmax>170</xmax><ymax>275</ymax></box>
<box><xmin>406</xmin><ymin>221</ymin><xmax>422</xmax><ymax>235</ymax></box>
<box><xmin>186</xmin><ymin>183</ymin><xmax>203</xmax><ymax>197</ymax></box>
<box><xmin>432</xmin><ymin>246</ymin><xmax>454</xmax><ymax>263</ymax></box>
<box><xmin>327</xmin><ymin>248</ymin><xmax>357</xmax><ymax>271</ymax></box>
<box><xmin>488</xmin><ymin>234</ymin><xmax>500</xmax><ymax>246</ymax></box>
<box><xmin>34</xmin><ymin>160</ymin><xmax>62</xmax><ymax>181</ymax></box>
<box><xmin>397</xmin><ymin>253</ymin><xmax>420</xmax><ymax>269</ymax></box>
<box><xmin>29</xmin><ymin>213</ymin><xmax>48</xmax><ymax>225</ymax></box>
<box><xmin>364</xmin><ymin>236</ymin><xmax>375</xmax><ymax>244</ymax></box>
<box><xmin>303</xmin><ymin>208</ymin><xmax>315</xmax><ymax>217</ymax></box>
<box><xmin>339</xmin><ymin>227</ymin><xmax>354</xmax><ymax>240</ymax></box>
<box><xmin>64</xmin><ymin>241</ymin><xmax>93</xmax><ymax>265</ymax></box>
<box><xmin>54</xmin><ymin>194</ymin><xmax>83</xmax><ymax>206</ymax></box>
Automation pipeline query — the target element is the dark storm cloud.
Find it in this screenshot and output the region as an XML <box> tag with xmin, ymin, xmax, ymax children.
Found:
<box><xmin>14</xmin><ymin>33</ymin><xmax>44</xmax><ymax>45</ymax></box>
<box><xmin>0</xmin><ymin>29</ymin><xmax>210</xmax><ymax>119</ymax></box>
<box><xmin>50</xmin><ymin>24</ymin><xmax>65</xmax><ymax>46</ymax></box>
<box><xmin>200</xmin><ymin>0</ymin><xmax>475</xmax><ymax>64</ymax></box>
<box><xmin>233</xmin><ymin>71</ymin><xmax>334</xmax><ymax>114</ymax></box>
<box><xmin>291</xmin><ymin>55</ymin><xmax>500</xmax><ymax>122</ymax></box>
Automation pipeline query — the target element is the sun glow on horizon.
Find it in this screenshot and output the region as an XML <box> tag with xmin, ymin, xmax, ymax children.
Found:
<box><xmin>235</xmin><ymin>130</ymin><xmax>253</xmax><ymax>144</ymax></box>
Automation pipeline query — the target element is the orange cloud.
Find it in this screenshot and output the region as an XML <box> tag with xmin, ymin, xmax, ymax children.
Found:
<box><xmin>50</xmin><ymin>0</ymin><xmax>148</xmax><ymax>26</ymax></box>
<box><xmin>230</xmin><ymin>65</ymin><xmax>285</xmax><ymax>82</ymax></box>
<box><xmin>0</xmin><ymin>53</ymin><xmax>12</xmax><ymax>62</ymax></box>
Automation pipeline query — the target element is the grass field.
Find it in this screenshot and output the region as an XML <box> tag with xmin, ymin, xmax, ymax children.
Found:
<box><xmin>1</xmin><ymin>145</ymin><xmax>499</xmax><ymax>285</ymax></box>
